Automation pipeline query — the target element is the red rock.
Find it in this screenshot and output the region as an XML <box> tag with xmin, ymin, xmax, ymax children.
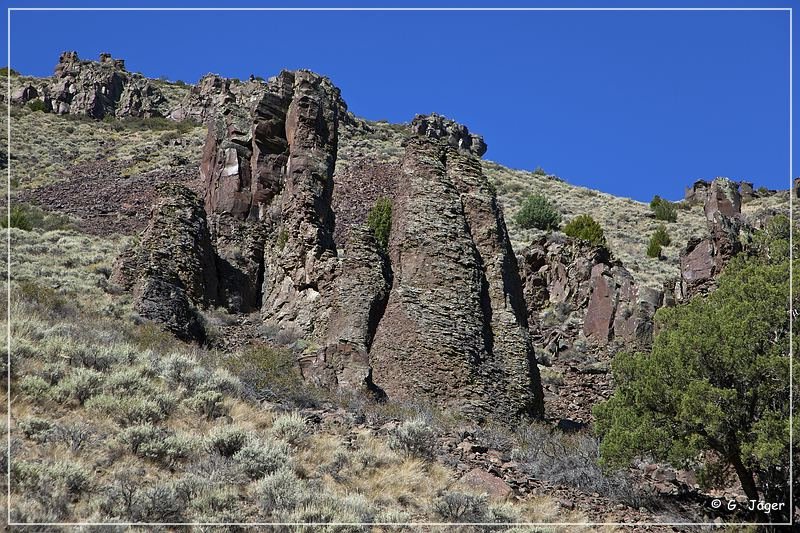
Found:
<box><xmin>457</xmin><ymin>468</ymin><xmax>513</xmax><ymax>501</ymax></box>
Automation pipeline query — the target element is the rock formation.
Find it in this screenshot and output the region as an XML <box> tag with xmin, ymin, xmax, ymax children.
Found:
<box><xmin>110</xmin><ymin>64</ymin><xmax>544</xmax><ymax>420</ymax></box>
<box><xmin>518</xmin><ymin>236</ymin><xmax>660</xmax><ymax>360</ymax></box>
<box><xmin>411</xmin><ymin>113</ymin><xmax>487</xmax><ymax>157</ymax></box>
<box><xmin>14</xmin><ymin>51</ymin><xmax>170</xmax><ymax>118</ymax></box>
<box><xmin>368</xmin><ymin>137</ymin><xmax>543</xmax><ymax>420</ymax></box>
<box><xmin>111</xmin><ymin>183</ymin><xmax>218</xmax><ymax>341</ymax></box>
<box><xmin>671</xmin><ymin>178</ymin><xmax>749</xmax><ymax>301</ymax></box>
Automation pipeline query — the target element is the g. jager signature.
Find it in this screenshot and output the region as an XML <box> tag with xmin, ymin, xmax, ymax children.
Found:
<box><xmin>711</xmin><ymin>498</ymin><xmax>786</xmax><ymax>513</ymax></box>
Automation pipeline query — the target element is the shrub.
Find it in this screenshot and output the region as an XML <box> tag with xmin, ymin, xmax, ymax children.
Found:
<box><xmin>388</xmin><ymin>416</ymin><xmax>436</xmax><ymax>458</ymax></box>
<box><xmin>86</xmin><ymin>394</ymin><xmax>169</xmax><ymax>426</ymax></box>
<box><xmin>532</xmin><ymin>166</ymin><xmax>547</xmax><ymax>176</ymax></box>
<box><xmin>650</xmin><ymin>195</ymin><xmax>677</xmax><ymax>222</ymax></box>
<box><xmin>646</xmin><ymin>238</ymin><xmax>662</xmax><ymax>259</ymax></box>
<box><xmin>651</xmin><ymin>224</ymin><xmax>671</xmax><ymax>247</ymax></box>
<box><xmin>183</xmin><ymin>390</ymin><xmax>227</xmax><ymax>420</ymax></box>
<box><xmin>48</xmin><ymin>461</ymin><xmax>91</xmax><ymax>495</ymax></box>
<box><xmin>256</xmin><ymin>468</ymin><xmax>307</xmax><ymax>514</ymax></box>
<box><xmin>18</xmin><ymin>375</ymin><xmax>51</xmax><ymax>400</ymax></box>
<box><xmin>270</xmin><ymin>412</ymin><xmax>308</xmax><ymax>447</ymax></box>
<box><xmin>18</xmin><ymin>417</ymin><xmax>55</xmax><ymax>443</ymax></box>
<box><xmin>233</xmin><ymin>438</ymin><xmax>290</xmax><ymax>479</ymax></box>
<box><xmin>27</xmin><ymin>100</ymin><xmax>46</xmax><ymax>112</ymax></box>
<box><xmin>0</xmin><ymin>66</ymin><xmax>19</xmax><ymax>76</ymax></box>
<box><xmin>276</xmin><ymin>228</ymin><xmax>289</xmax><ymax>250</ymax></box>
<box><xmin>511</xmin><ymin>423</ymin><xmax>646</xmax><ymax>507</ymax></box>
<box><xmin>513</xmin><ymin>194</ymin><xmax>561</xmax><ymax>230</ymax></box>
<box><xmin>432</xmin><ymin>491</ymin><xmax>488</xmax><ymax>522</ymax></box>
<box><xmin>3</xmin><ymin>205</ymin><xmax>32</xmax><ymax>230</ymax></box>
<box><xmin>1</xmin><ymin>203</ymin><xmax>72</xmax><ymax>231</ymax></box>
<box><xmin>367</xmin><ymin>197</ymin><xmax>392</xmax><ymax>251</ymax></box>
<box><xmin>53</xmin><ymin>367</ymin><xmax>103</xmax><ymax>405</ymax></box>
<box><xmin>208</xmin><ymin>426</ymin><xmax>250</xmax><ymax>458</ymax></box>
<box><xmin>563</xmin><ymin>214</ymin><xmax>606</xmax><ymax>247</ymax></box>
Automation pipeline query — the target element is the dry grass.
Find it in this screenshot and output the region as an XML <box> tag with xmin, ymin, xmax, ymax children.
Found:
<box><xmin>7</xmin><ymin>103</ymin><xmax>205</xmax><ymax>189</ymax></box>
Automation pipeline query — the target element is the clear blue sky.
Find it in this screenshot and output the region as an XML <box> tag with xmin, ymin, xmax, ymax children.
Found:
<box><xmin>3</xmin><ymin>1</ymin><xmax>795</xmax><ymax>202</ymax></box>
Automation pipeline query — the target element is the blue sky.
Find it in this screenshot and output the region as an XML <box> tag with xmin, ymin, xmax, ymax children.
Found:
<box><xmin>2</xmin><ymin>1</ymin><xmax>795</xmax><ymax>202</ymax></box>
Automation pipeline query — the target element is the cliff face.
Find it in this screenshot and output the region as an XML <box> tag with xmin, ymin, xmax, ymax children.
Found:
<box><xmin>368</xmin><ymin>137</ymin><xmax>543</xmax><ymax>419</ymax></box>
<box><xmin>112</xmin><ymin>66</ymin><xmax>544</xmax><ymax>421</ymax></box>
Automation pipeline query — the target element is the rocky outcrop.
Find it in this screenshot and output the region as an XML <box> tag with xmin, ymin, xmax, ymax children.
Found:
<box><xmin>16</xmin><ymin>52</ymin><xmax>171</xmax><ymax>118</ymax></box>
<box><xmin>303</xmin><ymin>226</ymin><xmax>391</xmax><ymax>392</ymax></box>
<box><xmin>518</xmin><ymin>237</ymin><xmax>660</xmax><ymax>359</ymax></box>
<box><xmin>368</xmin><ymin>137</ymin><xmax>543</xmax><ymax>420</ymax></box>
<box><xmin>170</xmin><ymin>74</ymin><xmax>268</xmax><ymax>124</ymax></box>
<box><xmin>673</xmin><ymin>178</ymin><xmax>749</xmax><ymax>301</ymax></box>
<box><xmin>200</xmin><ymin>69</ymin><xmax>347</xmax><ymax>327</ymax></box>
<box><xmin>411</xmin><ymin>113</ymin><xmax>487</xmax><ymax>157</ymax></box>
<box><xmin>111</xmin><ymin>183</ymin><xmax>218</xmax><ymax>341</ymax></box>
<box><xmin>109</xmin><ymin>65</ymin><xmax>544</xmax><ymax>420</ymax></box>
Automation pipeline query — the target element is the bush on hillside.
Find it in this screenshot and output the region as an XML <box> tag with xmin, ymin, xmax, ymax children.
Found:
<box><xmin>514</xmin><ymin>194</ymin><xmax>561</xmax><ymax>231</ymax></box>
<box><xmin>650</xmin><ymin>195</ymin><xmax>677</xmax><ymax>222</ymax></box>
<box><xmin>563</xmin><ymin>214</ymin><xmax>606</xmax><ymax>247</ymax></box>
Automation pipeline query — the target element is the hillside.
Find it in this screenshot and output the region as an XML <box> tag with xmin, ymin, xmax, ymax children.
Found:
<box><xmin>2</xmin><ymin>53</ymin><xmax>794</xmax><ymax>529</ymax></box>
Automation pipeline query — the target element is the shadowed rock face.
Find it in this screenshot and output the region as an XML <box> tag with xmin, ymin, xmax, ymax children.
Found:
<box><xmin>369</xmin><ymin>137</ymin><xmax>543</xmax><ymax>420</ymax></box>
<box><xmin>15</xmin><ymin>51</ymin><xmax>169</xmax><ymax>118</ymax></box>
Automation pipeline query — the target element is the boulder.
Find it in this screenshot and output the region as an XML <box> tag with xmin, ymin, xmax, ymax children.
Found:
<box><xmin>456</xmin><ymin>468</ymin><xmax>513</xmax><ymax>501</ymax></box>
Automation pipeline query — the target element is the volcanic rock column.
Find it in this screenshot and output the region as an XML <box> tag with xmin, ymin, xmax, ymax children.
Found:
<box><xmin>369</xmin><ymin>137</ymin><xmax>544</xmax><ymax>420</ymax></box>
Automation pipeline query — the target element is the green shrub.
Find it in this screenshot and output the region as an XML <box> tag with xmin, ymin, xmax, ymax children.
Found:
<box><xmin>119</xmin><ymin>424</ymin><xmax>196</xmax><ymax>466</ymax></box>
<box><xmin>18</xmin><ymin>417</ymin><xmax>55</xmax><ymax>443</ymax></box>
<box><xmin>183</xmin><ymin>390</ymin><xmax>227</xmax><ymax>420</ymax></box>
<box><xmin>1</xmin><ymin>203</ymin><xmax>72</xmax><ymax>231</ymax></box>
<box><xmin>650</xmin><ymin>195</ymin><xmax>677</xmax><ymax>222</ymax></box>
<box><xmin>18</xmin><ymin>375</ymin><xmax>51</xmax><ymax>400</ymax></box>
<box><xmin>366</xmin><ymin>197</ymin><xmax>392</xmax><ymax>251</ymax></box>
<box><xmin>27</xmin><ymin>100</ymin><xmax>46</xmax><ymax>113</ymax></box>
<box><xmin>86</xmin><ymin>394</ymin><xmax>170</xmax><ymax>426</ymax></box>
<box><xmin>0</xmin><ymin>66</ymin><xmax>19</xmax><ymax>76</ymax></box>
<box><xmin>53</xmin><ymin>367</ymin><xmax>104</xmax><ymax>405</ymax></box>
<box><xmin>3</xmin><ymin>205</ymin><xmax>32</xmax><ymax>230</ymax></box>
<box><xmin>646</xmin><ymin>238</ymin><xmax>662</xmax><ymax>258</ymax></box>
<box><xmin>513</xmin><ymin>194</ymin><xmax>561</xmax><ymax>230</ymax></box>
<box><xmin>388</xmin><ymin>416</ymin><xmax>436</xmax><ymax>458</ymax></box>
<box><xmin>233</xmin><ymin>438</ymin><xmax>290</xmax><ymax>479</ymax></box>
<box><xmin>563</xmin><ymin>214</ymin><xmax>606</xmax><ymax>247</ymax></box>
<box><xmin>651</xmin><ymin>224</ymin><xmax>671</xmax><ymax>247</ymax></box>
<box><xmin>276</xmin><ymin>228</ymin><xmax>289</xmax><ymax>250</ymax></box>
